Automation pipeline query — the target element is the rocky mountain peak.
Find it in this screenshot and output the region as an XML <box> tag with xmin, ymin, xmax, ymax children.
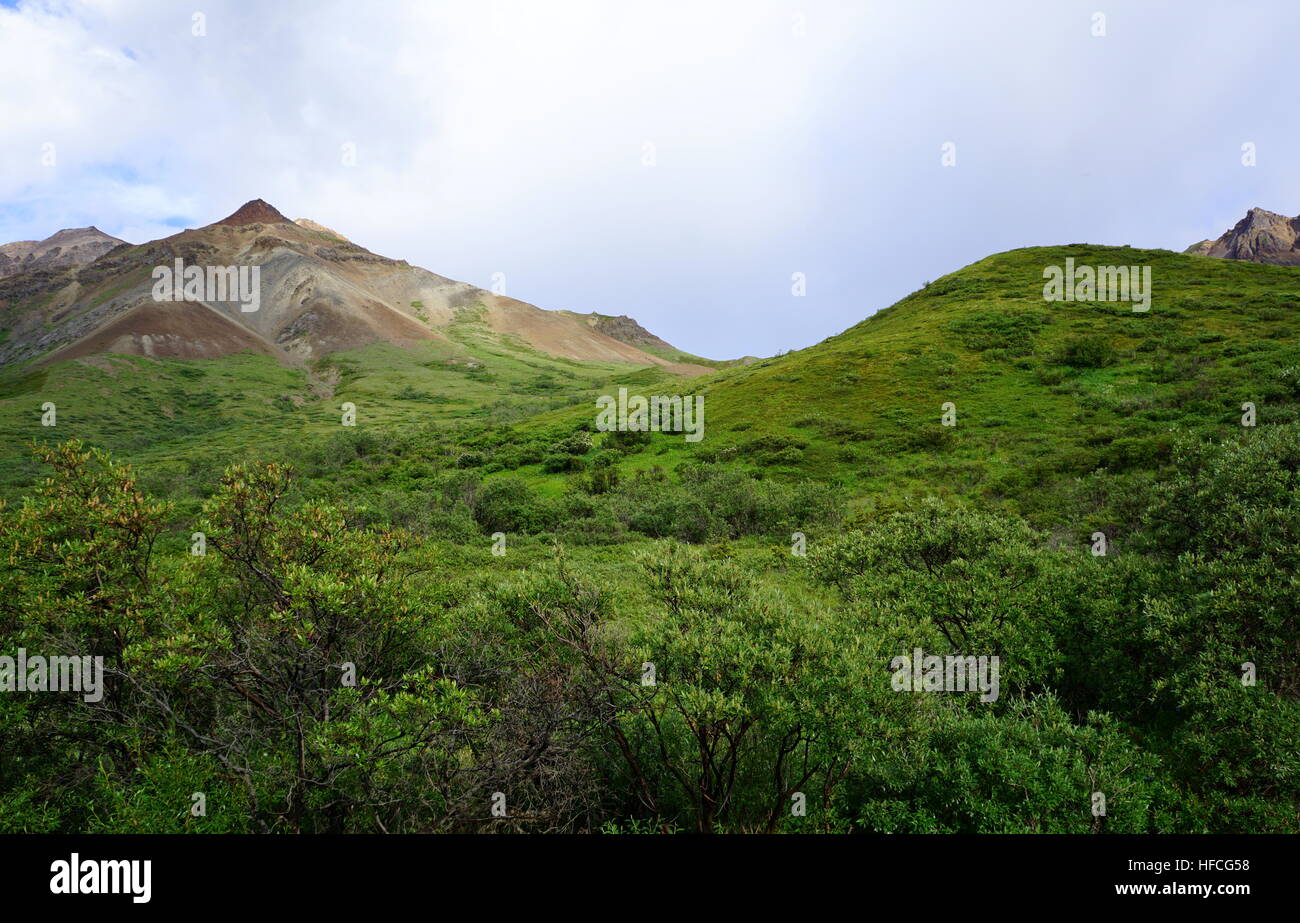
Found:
<box><xmin>1185</xmin><ymin>207</ymin><xmax>1300</xmax><ymax>265</ymax></box>
<box><xmin>214</xmin><ymin>199</ymin><xmax>292</xmax><ymax>227</ymax></box>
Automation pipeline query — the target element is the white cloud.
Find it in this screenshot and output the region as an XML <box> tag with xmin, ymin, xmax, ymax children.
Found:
<box><xmin>4</xmin><ymin>0</ymin><xmax>1300</xmax><ymax>357</ymax></box>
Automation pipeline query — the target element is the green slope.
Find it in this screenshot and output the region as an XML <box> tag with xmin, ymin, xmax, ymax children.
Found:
<box><xmin>0</xmin><ymin>308</ymin><xmax>714</xmax><ymax>498</ymax></box>
<box><xmin>513</xmin><ymin>244</ymin><xmax>1300</xmax><ymax>526</ymax></box>
<box><xmin>2</xmin><ymin>243</ymin><xmax>1297</xmax><ymax>835</ymax></box>
<box><xmin>5</xmin><ymin>242</ymin><xmax>1300</xmax><ymax>534</ymax></box>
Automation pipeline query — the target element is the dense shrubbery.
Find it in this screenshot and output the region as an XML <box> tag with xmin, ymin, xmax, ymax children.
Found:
<box><xmin>944</xmin><ymin>309</ymin><xmax>1046</xmax><ymax>355</ymax></box>
<box><xmin>601</xmin><ymin>463</ymin><xmax>843</xmax><ymax>542</ymax></box>
<box><xmin>1056</xmin><ymin>333</ymin><xmax>1117</xmax><ymax>369</ymax></box>
<box><xmin>0</xmin><ymin>431</ymin><xmax>1295</xmax><ymax>833</ymax></box>
<box><xmin>317</xmin><ymin>428</ymin><xmax>848</xmax><ymax>544</ymax></box>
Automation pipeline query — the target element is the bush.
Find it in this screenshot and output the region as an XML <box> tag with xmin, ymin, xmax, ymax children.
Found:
<box><xmin>553</xmin><ymin>432</ymin><xmax>593</xmax><ymax>455</ymax></box>
<box><xmin>542</xmin><ymin>453</ymin><xmax>587</xmax><ymax>474</ymax></box>
<box><xmin>604</xmin><ymin>429</ymin><xmax>651</xmax><ymax>453</ymax></box>
<box><xmin>944</xmin><ymin>310</ymin><xmax>1046</xmax><ymax>354</ymax></box>
<box><xmin>1056</xmin><ymin>334</ymin><xmax>1116</xmax><ymax>369</ymax></box>
<box><xmin>473</xmin><ymin>477</ymin><xmax>552</xmax><ymax>533</ymax></box>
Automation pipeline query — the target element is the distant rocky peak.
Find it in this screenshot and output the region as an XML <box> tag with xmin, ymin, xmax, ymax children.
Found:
<box><xmin>214</xmin><ymin>199</ymin><xmax>292</xmax><ymax>227</ymax></box>
<box><xmin>1185</xmin><ymin>207</ymin><xmax>1300</xmax><ymax>265</ymax></box>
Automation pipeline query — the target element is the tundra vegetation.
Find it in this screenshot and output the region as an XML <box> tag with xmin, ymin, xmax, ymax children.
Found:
<box><xmin>0</xmin><ymin>245</ymin><xmax>1296</xmax><ymax>832</ymax></box>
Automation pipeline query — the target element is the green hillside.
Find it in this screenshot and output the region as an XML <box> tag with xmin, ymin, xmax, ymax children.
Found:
<box><xmin>0</xmin><ymin>304</ymin><xmax>699</xmax><ymax>498</ymax></box>
<box><xmin>519</xmin><ymin>244</ymin><xmax>1300</xmax><ymax>533</ymax></box>
<box><xmin>2</xmin><ymin>244</ymin><xmax>1296</xmax><ymax>834</ymax></box>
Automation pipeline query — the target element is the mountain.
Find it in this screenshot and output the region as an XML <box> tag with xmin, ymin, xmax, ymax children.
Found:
<box><xmin>0</xmin><ymin>200</ymin><xmax>707</xmax><ymax>373</ymax></box>
<box><xmin>578</xmin><ymin>312</ymin><xmax>672</xmax><ymax>349</ymax></box>
<box><xmin>521</xmin><ymin>241</ymin><xmax>1300</xmax><ymax>527</ymax></box>
<box><xmin>0</xmin><ymin>226</ymin><xmax>126</xmax><ymax>279</ymax></box>
<box><xmin>11</xmin><ymin>223</ymin><xmax>1300</xmax><ymax>533</ymax></box>
<box><xmin>217</xmin><ymin>199</ymin><xmax>292</xmax><ymax>226</ymax></box>
<box><xmin>561</xmin><ymin>310</ymin><xmax>739</xmax><ymax>368</ymax></box>
<box><xmin>1185</xmin><ymin>207</ymin><xmax>1300</xmax><ymax>264</ymax></box>
<box><xmin>294</xmin><ymin>218</ymin><xmax>350</xmax><ymax>243</ymax></box>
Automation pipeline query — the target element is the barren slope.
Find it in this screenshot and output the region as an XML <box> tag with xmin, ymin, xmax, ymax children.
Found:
<box><xmin>0</xmin><ymin>200</ymin><xmax>710</xmax><ymax>374</ymax></box>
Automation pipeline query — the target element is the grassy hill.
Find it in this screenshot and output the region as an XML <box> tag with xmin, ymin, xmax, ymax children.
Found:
<box><xmin>511</xmin><ymin>244</ymin><xmax>1300</xmax><ymax>531</ymax></box>
<box><xmin>5</xmin><ymin>241</ymin><xmax>1300</xmax><ymax>529</ymax></box>
<box><xmin>2</xmin><ymin>243</ymin><xmax>1297</xmax><ymax>834</ymax></box>
<box><xmin>0</xmin><ymin>303</ymin><xmax>700</xmax><ymax>497</ymax></box>
<box><xmin>6</xmin><ymin>242</ymin><xmax>1300</xmax><ymax>528</ymax></box>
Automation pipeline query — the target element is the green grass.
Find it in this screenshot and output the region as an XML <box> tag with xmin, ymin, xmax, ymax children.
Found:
<box><xmin>3</xmin><ymin>243</ymin><xmax>1298</xmax><ymax>835</ymax></box>
<box><xmin>503</xmin><ymin>245</ymin><xmax>1300</xmax><ymax>525</ymax></box>
<box><xmin>5</xmin><ymin>242</ymin><xmax>1300</xmax><ymax>533</ymax></box>
<box><xmin>0</xmin><ymin>313</ymin><xmax>712</xmax><ymax>498</ymax></box>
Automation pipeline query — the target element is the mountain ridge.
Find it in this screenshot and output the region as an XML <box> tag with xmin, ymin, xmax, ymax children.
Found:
<box><xmin>0</xmin><ymin>200</ymin><xmax>709</xmax><ymax>374</ymax></box>
<box><xmin>1185</xmin><ymin>206</ymin><xmax>1300</xmax><ymax>264</ymax></box>
<box><xmin>0</xmin><ymin>226</ymin><xmax>126</xmax><ymax>279</ymax></box>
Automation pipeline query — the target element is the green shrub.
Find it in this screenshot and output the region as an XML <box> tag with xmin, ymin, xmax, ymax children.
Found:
<box><xmin>1056</xmin><ymin>334</ymin><xmax>1116</xmax><ymax>368</ymax></box>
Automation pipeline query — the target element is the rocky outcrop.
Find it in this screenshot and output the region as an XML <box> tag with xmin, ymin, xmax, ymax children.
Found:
<box><xmin>580</xmin><ymin>312</ymin><xmax>672</xmax><ymax>348</ymax></box>
<box><xmin>0</xmin><ymin>226</ymin><xmax>126</xmax><ymax>278</ymax></box>
<box><xmin>1186</xmin><ymin>207</ymin><xmax>1300</xmax><ymax>265</ymax></box>
<box><xmin>215</xmin><ymin>198</ymin><xmax>293</xmax><ymax>227</ymax></box>
<box><xmin>295</xmin><ymin>218</ymin><xmax>350</xmax><ymax>243</ymax></box>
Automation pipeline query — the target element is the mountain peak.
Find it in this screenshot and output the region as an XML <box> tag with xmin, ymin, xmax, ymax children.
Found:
<box><xmin>215</xmin><ymin>199</ymin><xmax>291</xmax><ymax>227</ymax></box>
<box><xmin>44</xmin><ymin>226</ymin><xmax>108</xmax><ymax>243</ymax></box>
<box><xmin>0</xmin><ymin>202</ymin><xmax>707</xmax><ymax>372</ymax></box>
<box><xmin>1243</xmin><ymin>206</ymin><xmax>1286</xmax><ymax>223</ymax></box>
<box><xmin>0</xmin><ymin>225</ymin><xmax>127</xmax><ymax>279</ymax></box>
<box><xmin>1187</xmin><ymin>207</ymin><xmax>1300</xmax><ymax>265</ymax></box>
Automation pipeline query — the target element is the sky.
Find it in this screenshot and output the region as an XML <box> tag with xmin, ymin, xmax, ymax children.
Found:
<box><xmin>2</xmin><ymin>0</ymin><xmax>1299</xmax><ymax>359</ymax></box>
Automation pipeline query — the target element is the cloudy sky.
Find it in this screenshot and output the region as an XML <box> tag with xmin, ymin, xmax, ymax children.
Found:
<box><xmin>2</xmin><ymin>0</ymin><xmax>1298</xmax><ymax>358</ymax></box>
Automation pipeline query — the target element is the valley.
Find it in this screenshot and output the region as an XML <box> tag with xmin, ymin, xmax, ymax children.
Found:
<box><xmin>0</xmin><ymin>205</ymin><xmax>1296</xmax><ymax>834</ymax></box>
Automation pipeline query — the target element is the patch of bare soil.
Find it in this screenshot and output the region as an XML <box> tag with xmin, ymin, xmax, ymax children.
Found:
<box><xmin>307</xmin><ymin>364</ymin><xmax>340</xmax><ymax>399</ymax></box>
